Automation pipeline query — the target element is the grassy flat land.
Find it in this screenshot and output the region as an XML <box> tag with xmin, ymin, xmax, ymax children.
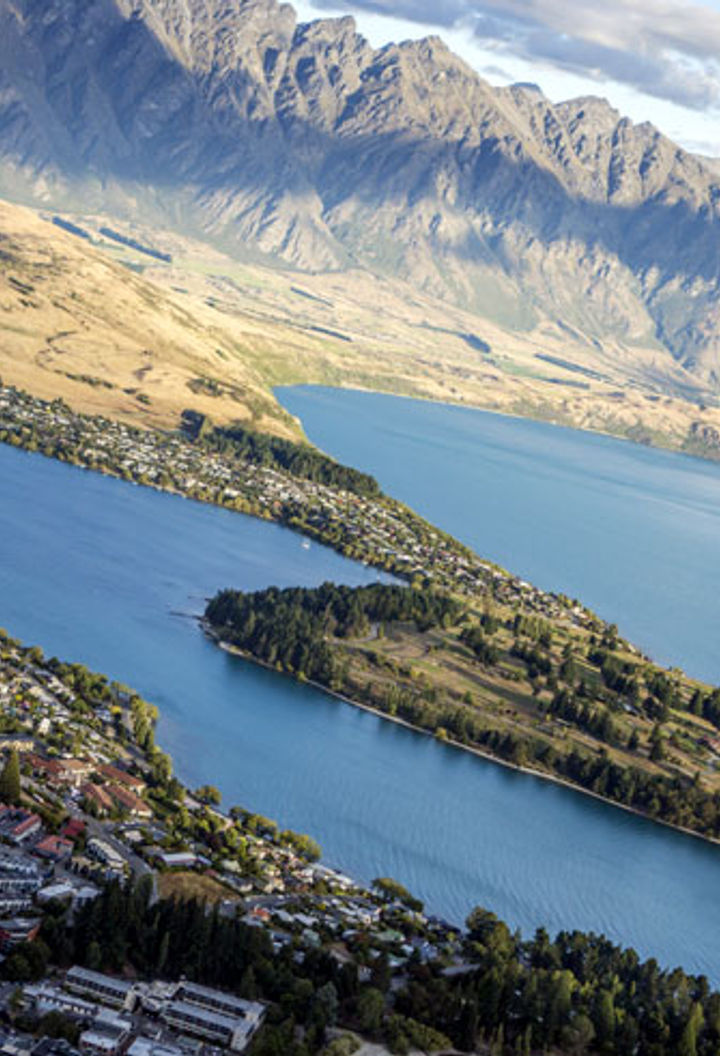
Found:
<box><xmin>3</xmin><ymin>198</ymin><xmax>720</xmax><ymax>460</ymax></box>
<box><xmin>338</xmin><ymin>613</ymin><xmax>720</xmax><ymax>796</ymax></box>
<box><xmin>156</xmin><ymin>870</ymin><xmax>236</xmax><ymax>904</ymax></box>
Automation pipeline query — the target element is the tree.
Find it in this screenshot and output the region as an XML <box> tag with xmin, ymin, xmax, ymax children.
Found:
<box><xmin>560</xmin><ymin>1013</ymin><xmax>595</xmax><ymax>1055</ymax></box>
<box><xmin>0</xmin><ymin>750</ymin><xmax>21</xmax><ymax>804</ymax></box>
<box><xmin>311</xmin><ymin>982</ymin><xmax>339</xmax><ymax>1030</ymax></box>
<box><xmin>357</xmin><ymin>987</ymin><xmax>384</xmax><ymax>1035</ymax></box>
<box><xmin>594</xmin><ymin>989</ymin><xmax>616</xmax><ymax>1051</ymax></box>
<box><xmin>466</xmin><ymin>907</ymin><xmax>512</xmax><ymax>955</ymax></box>
<box><xmin>372</xmin><ymin>877</ymin><xmax>423</xmax><ymax>912</ymax></box>
<box><xmin>195</xmin><ymin>785</ymin><xmax>221</xmax><ymax>806</ymax></box>
<box><xmin>560</xmin><ymin>656</ymin><xmax>578</xmax><ymax>684</ymax></box>
<box><xmin>457</xmin><ymin>1000</ymin><xmax>478</xmax><ymax>1052</ymax></box>
<box><xmin>678</xmin><ymin>1002</ymin><xmax>704</xmax><ymax>1056</ymax></box>
<box><xmin>650</xmin><ymin>738</ymin><xmax>666</xmax><ymax>763</ymax></box>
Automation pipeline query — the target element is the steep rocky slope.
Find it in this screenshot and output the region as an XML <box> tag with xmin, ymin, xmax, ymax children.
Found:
<box><xmin>0</xmin><ymin>0</ymin><xmax>719</xmax><ymax>385</ymax></box>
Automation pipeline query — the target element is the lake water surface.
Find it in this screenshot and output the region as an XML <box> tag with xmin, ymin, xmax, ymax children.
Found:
<box><xmin>2</xmin><ymin>424</ymin><xmax>720</xmax><ymax>981</ymax></box>
<box><xmin>279</xmin><ymin>386</ymin><xmax>720</xmax><ymax>685</ymax></box>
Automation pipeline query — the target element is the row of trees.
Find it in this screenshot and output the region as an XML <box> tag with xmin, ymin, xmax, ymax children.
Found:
<box><xmin>365</xmin><ymin>675</ymin><xmax>720</xmax><ymax>838</ymax></box>
<box><xmin>198</xmin><ymin>423</ymin><xmax>382</xmax><ymax>498</ymax></box>
<box><xmin>395</xmin><ymin>907</ymin><xmax>719</xmax><ymax>1055</ymax></box>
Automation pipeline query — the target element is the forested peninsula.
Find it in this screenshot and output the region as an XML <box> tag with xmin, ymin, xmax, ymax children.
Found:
<box><xmin>205</xmin><ymin>582</ymin><xmax>720</xmax><ymax>843</ymax></box>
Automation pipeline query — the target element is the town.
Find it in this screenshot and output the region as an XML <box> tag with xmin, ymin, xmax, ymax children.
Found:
<box><xmin>0</xmin><ymin>629</ymin><xmax>475</xmax><ymax>1056</ymax></box>
<box><xmin>0</xmin><ymin>384</ymin><xmax>597</xmax><ymax>631</ymax></box>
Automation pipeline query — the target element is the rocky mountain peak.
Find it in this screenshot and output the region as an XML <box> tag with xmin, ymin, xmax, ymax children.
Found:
<box><xmin>1</xmin><ymin>0</ymin><xmax>720</xmax><ymax>384</ymax></box>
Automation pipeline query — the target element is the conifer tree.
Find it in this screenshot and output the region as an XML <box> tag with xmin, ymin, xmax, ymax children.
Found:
<box><xmin>0</xmin><ymin>750</ymin><xmax>21</xmax><ymax>805</ymax></box>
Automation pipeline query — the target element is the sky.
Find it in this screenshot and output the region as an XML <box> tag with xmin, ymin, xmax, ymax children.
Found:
<box><xmin>291</xmin><ymin>0</ymin><xmax>720</xmax><ymax>156</ymax></box>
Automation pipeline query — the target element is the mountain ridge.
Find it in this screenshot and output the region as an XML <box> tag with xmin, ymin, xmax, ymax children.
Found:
<box><xmin>1</xmin><ymin>0</ymin><xmax>720</xmax><ymax>385</ymax></box>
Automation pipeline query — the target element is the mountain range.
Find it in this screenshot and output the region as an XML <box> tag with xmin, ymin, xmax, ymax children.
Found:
<box><xmin>1</xmin><ymin>0</ymin><xmax>720</xmax><ymax>397</ymax></box>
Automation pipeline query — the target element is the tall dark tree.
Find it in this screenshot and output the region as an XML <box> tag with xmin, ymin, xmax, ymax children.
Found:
<box><xmin>0</xmin><ymin>749</ymin><xmax>21</xmax><ymax>804</ymax></box>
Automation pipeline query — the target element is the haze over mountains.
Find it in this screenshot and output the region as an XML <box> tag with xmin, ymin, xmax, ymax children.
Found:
<box><xmin>1</xmin><ymin>0</ymin><xmax>720</xmax><ymax>395</ymax></box>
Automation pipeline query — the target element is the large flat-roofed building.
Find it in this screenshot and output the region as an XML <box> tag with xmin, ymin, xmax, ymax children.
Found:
<box><xmin>65</xmin><ymin>968</ymin><xmax>137</xmax><ymax>1012</ymax></box>
<box><xmin>0</xmin><ymin>854</ymin><xmax>40</xmax><ymax>885</ymax></box>
<box><xmin>0</xmin><ymin>855</ymin><xmax>41</xmax><ymax>915</ymax></box>
<box><xmin>160</xmin><ymin>1000</ymin><xmax>261</xmax><ymax>1052</ymax></box>
<box><xmin>174</xmin><ymin>982</ymin><xmax>262</xmax><ymax>1023</ymax></box>
<box><xmin>24</xmin><ymin>984</ymin><xmax>97</xmax><ymax>1020</ymax></box>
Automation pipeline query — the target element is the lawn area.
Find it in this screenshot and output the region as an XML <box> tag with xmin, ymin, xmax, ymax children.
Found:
<box><xmin>156</xmin><ymin>870</ymin><xmax>236</xmax><ymax>904</ymax></box>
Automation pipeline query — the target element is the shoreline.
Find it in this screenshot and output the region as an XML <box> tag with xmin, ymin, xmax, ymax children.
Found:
<box><xmin>3</xmin><ymin>394</ymin><xmax>720</xmax><ymax>844</ymax></box>
<box><xmin>206</xmin><ymin>624</ymin><xmax>720</xmax><ymax>854</ymax></box>
<box><xmin>275</xmin><ymin>381</ymin><xmax>720</xmax><ymax>470</ymax></box>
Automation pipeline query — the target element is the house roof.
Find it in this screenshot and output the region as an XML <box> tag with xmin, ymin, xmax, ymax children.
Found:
<box><xmin>98</xmin><ymin>765</ymin><xmax>145</xmax><ymax>790</ymax></box>
<box><xmin>61</xmin><ymin>818</ymin><xmax>86</xmax><ymax>840</ymax></box>
<box><xmin>35</xmin><ymin>836</ymin><xmax>73</xmax><ymax>859</ymax></box>
<box><xmin>107</xmin><ymin>784</ymin><xmax>151</xmax><ymax>815</ymax></box>
<box><xmin>82</xmin><ymin>783</ymin><xmax>114</xmax><ymax>811</ymax></box>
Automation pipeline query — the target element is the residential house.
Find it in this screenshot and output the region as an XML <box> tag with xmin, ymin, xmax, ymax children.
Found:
<box><xmin>34</xmin><ymin>835</ymin><xmax>74</xmax><ymax>863</ymax></box>
<box><xmin>81</xmin><ymin>784</ymin><xmax>114</xmax><ymax>817</ymax></box>
<box><xmin>61</xmin><ymin>818</ymin><xmax>86</xmax><ymax>843</ymax></box>
<box><xmin>97</xmin><ymin>766</ymin><xmax>145</xmax><ymax>793</ymax></box>
<box><xmin>0</xmin><ymin>917</ymin><xmax>41</xmax><ymax>951</ymax></box>
<box><xmin>0</xmin><ymin>807</ymin><xmax>42</xmax><ymax>844</ymax></box>
<box><xmin>107</xmin><ymin>785</ymin><xmax>151</xmax><ymax>820</ymax></box>
<box><xmin>86</xmin><ymin>840</ymin><xmax>126</xmax><ymax>876</ymax></box>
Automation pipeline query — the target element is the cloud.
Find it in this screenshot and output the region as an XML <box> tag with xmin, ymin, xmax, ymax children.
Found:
<box><xmin>480</xmin><ymin>63</ymin><xmax>516</xmax><ymax>81</ymax></box>
<box><xmin>305</xmin><ymin>0</ymin><xmax>720</xmax><ymax>111</ymax></box>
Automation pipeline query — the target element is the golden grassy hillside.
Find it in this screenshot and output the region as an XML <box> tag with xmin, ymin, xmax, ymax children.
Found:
<box><xmin>3</xmin><ymin>198</ymin><xmax>720</xmax><ymax>461</ymax></box>
<box><xmin>0</xmin><ymin>200</ymin><xmax>305</xmax><ymax>437</ymax></box>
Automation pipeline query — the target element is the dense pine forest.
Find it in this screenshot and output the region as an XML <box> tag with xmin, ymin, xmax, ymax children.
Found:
<box><xmin>205</xmin><ymin>582</ymin><xmax>463</xmax><ymax>686</ymax></box>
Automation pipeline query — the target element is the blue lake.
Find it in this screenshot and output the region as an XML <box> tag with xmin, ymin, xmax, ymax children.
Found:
<box><xmin>279</xmin><ymin>386</ymin><xmax>720</xmax><ymax>685</ymax></box>
<box><xmin>1</xmin><ymin>411</ymin><xmax>720</xmax><ymax>981</ymax></box>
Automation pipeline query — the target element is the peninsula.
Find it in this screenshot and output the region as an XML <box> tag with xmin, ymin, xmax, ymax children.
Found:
<box><xmin>3</xmin><ymin>381</ymin><xmax>720</xmax><ymax>844</ymax></box>
<box><xmin>203</xmin><ymin>583</ymin><xmax>720</xmax><ymax>843</ymax></box>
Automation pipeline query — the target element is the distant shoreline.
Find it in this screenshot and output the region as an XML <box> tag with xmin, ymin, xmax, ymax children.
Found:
<box><xmin>276</xmin><ymin>381</ymin><xmax>720</xmax><ymax>470</ymax></box>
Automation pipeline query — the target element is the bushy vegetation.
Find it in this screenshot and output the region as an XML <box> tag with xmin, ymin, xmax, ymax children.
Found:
<box><xmin>200</xmin><ymin>423</ymin><xmax>381</xmax><ymax>498</ymax></box>
<box><xmin>396</xmin><ymin>907</ymin><xmax>720</xmax><ymax>1056</ymax></box>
